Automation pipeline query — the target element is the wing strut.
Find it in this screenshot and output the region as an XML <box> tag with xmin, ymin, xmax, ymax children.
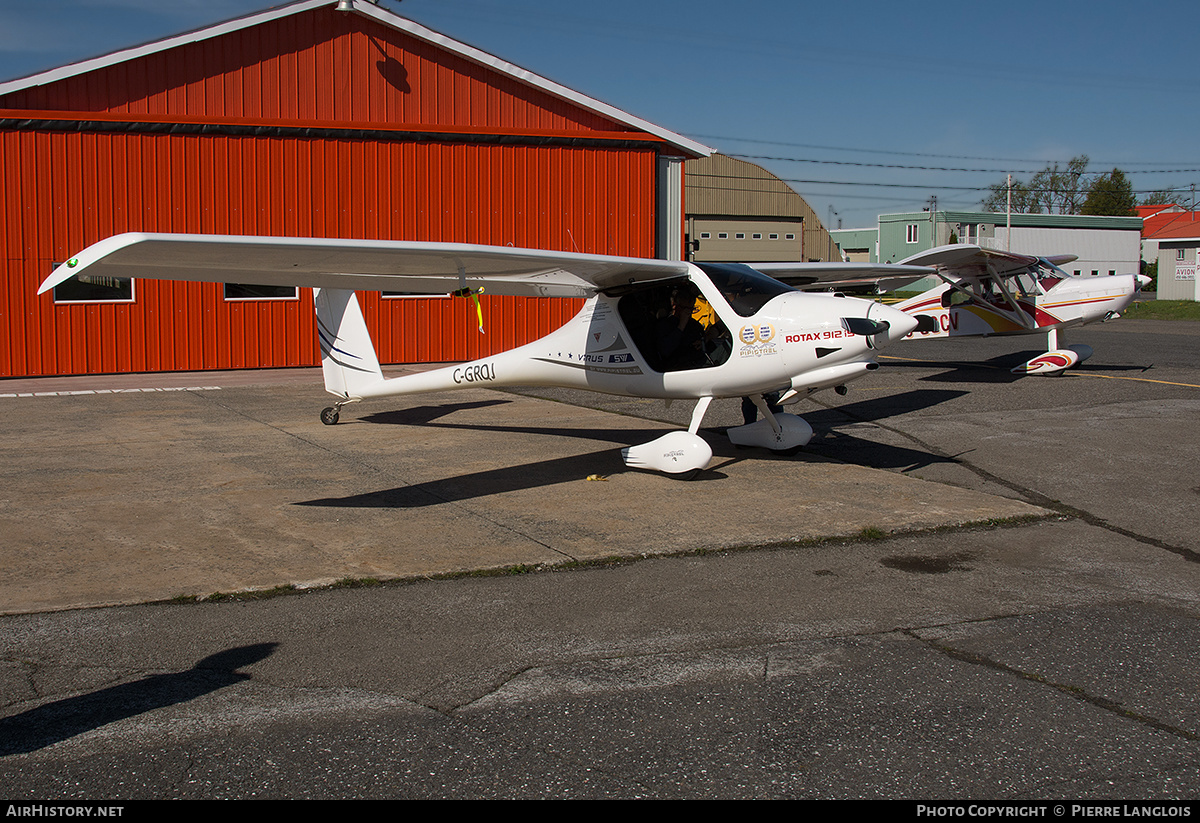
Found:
<box><xmin>985</xmin><ymin>261</ymin><xmax>1037</xmax><ymax>331</ymax></box>
<box><xmin>935</xmin><ymin>266</ymin><xmax>1036</xmax><ymax>333</ymax></box>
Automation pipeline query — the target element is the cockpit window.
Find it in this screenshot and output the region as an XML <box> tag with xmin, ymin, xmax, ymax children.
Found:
<box><xmin>1033</xmin><ymin>260</ymin><xmax>1064</xmax><ymax>290</ymax></box>
<box><xmin>1012</xmin><ymin>273</ymin><xmax>1041</xmax><ymax>296</ymax></box>
<box><xmin>696</xmin><ymin>262</ymin><xmax>795</xmax><ymax>317</ymax></box>
<box><xmin>617</xmin><ymin>282</ymin><xmax>733</xmax><ymax>373</ymax></box>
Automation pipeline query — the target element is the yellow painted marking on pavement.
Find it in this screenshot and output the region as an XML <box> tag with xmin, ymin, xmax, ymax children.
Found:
<box><xmin>1065</xmin><ymin>372</ymin><xmax>1200</xmax><ymax>389</ymax></box>
<box><xmin>881</xmin><ymin>354</ymin><xmax>949</xmax><ymax>363</ymax></box>
<box><xmin>881</xmin><ymin>355</ymin><xmax>1200</xmax><ymax>387</ymax></box>
<box><xmin>879</xmin><ymin>354</ymin><xmax>990</xmax><ymax>368</ymax></box>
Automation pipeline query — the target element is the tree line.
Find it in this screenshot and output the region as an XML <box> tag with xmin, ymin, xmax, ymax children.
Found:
<box><xmin>980</xmin><ymin>155</ymin><xmax>1160</xmax><ymax>216</ymax></box>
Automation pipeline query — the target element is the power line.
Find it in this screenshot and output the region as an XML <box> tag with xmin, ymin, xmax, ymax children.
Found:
<box><xmin>688</xmin><ymin>134</ymin><xmax>1199</xmax><ymax>169</ymax></box>
<box><xmin>727</xmin><ymin>153</ymin><xmax>1200</xmax><ymax>176</ymax></box>
<box><xmin>687</xmin><ymin>181</ymin><xmax>933</xmax><ymax>203</ymax></box>
<box><xmin>688</xmin><ymin>172</ymin><xmax>1197</xmax><ymax>202</ymax></box>
<box><xmin>689</xmin><ymin>171</ymin><xmax>989</xmax><ymax>193</ymax></box>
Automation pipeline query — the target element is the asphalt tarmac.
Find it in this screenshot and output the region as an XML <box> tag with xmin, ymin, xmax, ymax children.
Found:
<box><xmin>1</xmin><ymin>317</ymin><xmax>1198</xmax><ymax>799</ymax></box>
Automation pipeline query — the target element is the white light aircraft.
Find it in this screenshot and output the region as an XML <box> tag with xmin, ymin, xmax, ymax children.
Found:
<box><xmin>756</xmin><ymin>244</ymin><xmax>1151</xmax><ymax>376</ymax></box>
<box><xmin>39</xmin><ymin>233</ymin><xmax>919</xmax><ymax>475</ymax></box>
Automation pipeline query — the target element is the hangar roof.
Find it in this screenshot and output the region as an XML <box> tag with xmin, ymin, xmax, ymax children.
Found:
<box><xmin>0</xmin><ymin>0</ymin><xmax>711</xmax><ymax>158</ymax></box>
<box><xmin>686</xmin><ymin>153</ymin><xmax>809</xmax><ymax>218</ymax></box>
<box><xmin>1145</xmin><ymin>218</ymin><xmax>1200</xmax><ymax>241</ymax></box>
<box><xmin>880</xmin><ymin>211</ymin><xmax>1143</xmax><ymax>230</ymax></box>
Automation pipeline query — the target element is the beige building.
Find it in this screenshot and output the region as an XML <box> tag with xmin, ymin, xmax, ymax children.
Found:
<box><xmin>684</xmin><ymin>154</ymin><xmax>840</xmax><ymax>263</ymax></box>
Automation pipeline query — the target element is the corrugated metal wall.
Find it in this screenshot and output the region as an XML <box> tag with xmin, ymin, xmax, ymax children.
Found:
<box><xmin>0</xmin><ymin>5</ymin><xmax>663</xmax><ymax>377</ymax></box>
<box><xmin>0</xmin><ymin>7</ymin><xmax>627</xmax><ymax>130</ymax></box>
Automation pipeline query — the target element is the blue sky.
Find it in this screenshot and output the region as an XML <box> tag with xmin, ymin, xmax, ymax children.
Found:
<box><xmin>2</xmin><ymin>0</ymin><xmax>1197</xmax><ymax>227</ymax></box>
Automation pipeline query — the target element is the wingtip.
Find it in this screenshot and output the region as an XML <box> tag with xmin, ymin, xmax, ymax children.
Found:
<box><xmin>36</xmin><ymin>233</ymin><xmax>151</xmax><ymax>296</ymax></box>
<box><xmin>38</xmin><ymin>259</ymin><xmax>78</xmax><ymax>295</ymax></box>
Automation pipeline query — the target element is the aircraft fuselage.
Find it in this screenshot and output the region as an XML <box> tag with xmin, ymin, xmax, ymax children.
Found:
<box><xmin>354</xmin><ymin>262</ymin><xmax>916</xmax><ymax>403</ymax></box>
<box><xmin>899</xmin><ymin>273</ymin><xmax>1144</xmax><ymax>340</ymax></box>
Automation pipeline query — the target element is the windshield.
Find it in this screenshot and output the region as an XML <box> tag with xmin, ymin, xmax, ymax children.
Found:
<box><xmin>696</xmin><ymin>263</ymin><xmax>795</xmax><ymax>317</ymax></box>
<box><xmin>1033</xmin><ymin>259</ymin><xmax>1066</xmax><ymax>289</ymax></box>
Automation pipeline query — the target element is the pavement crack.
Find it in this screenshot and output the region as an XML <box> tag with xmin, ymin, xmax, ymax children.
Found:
<box><xmin>904</xmin><ymin>629</ymin><xmax>1200</xmax><ymax>743</ymax></box>
<box><xmin>813</xmin><ymin>399</ymin><xmax>1200</xmax><ymax>564</ymax></box>
<box><xmin>0</xmin><ymin>656</ymin><xmax>42</xmax><ymax>707</ymax></box>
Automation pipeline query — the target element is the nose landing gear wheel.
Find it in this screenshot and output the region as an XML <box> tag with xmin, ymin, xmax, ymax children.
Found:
<box><xmin>320</xmin><ymin>407</ymin><xmax>340</xmax><ymax>426</ymax></box>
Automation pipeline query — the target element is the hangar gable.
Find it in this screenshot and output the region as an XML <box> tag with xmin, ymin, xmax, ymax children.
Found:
<box><xmin>0</xmin><ymin>0</ymin><xmax>708</xmax><ymax>155</ymax></box>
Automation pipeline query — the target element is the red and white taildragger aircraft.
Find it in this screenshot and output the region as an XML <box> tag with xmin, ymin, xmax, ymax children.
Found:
<box><xmin>756</xmin><ymin>244</ymin><xmax>1150</xmax><ymax>376</ymax></box>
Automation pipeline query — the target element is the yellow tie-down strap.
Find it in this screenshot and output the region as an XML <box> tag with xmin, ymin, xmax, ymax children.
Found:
<box><xmin>451</xmin><ymin>286</ymin><xmax>485</xmax><ymax>333</ymax></box>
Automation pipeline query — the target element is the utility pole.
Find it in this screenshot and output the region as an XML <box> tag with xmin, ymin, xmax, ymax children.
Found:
<box><xmin>928</xmin><ymin>195</ymin><xmax>937</xmax><ymax>247</ymax></box>
<box><xmin>1006</xmin><ymin>174</ymin><xmax>1012</xmax><ymax>251</ymax></box>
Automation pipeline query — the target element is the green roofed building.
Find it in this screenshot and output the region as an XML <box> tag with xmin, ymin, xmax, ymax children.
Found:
<box><xmin>834</xmin><ymin>211</ymin><xmax>1142</xmax><ymax>280</ymax></box>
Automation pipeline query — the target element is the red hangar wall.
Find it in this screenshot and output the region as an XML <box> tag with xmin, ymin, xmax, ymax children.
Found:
<box><xmin>0</xmin><ymin>0</ymin><xmax>708</xmax><ymax>377</ymax></box>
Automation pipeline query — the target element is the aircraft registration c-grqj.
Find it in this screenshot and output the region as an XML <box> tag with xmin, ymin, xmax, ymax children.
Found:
<box><xmin>39</xmin><ymin>233</ymin><xmax>920</xmax><ymax>476</ymax></box>
<box><xmin>756</xmin><ymin>244</ymin><xmax>1151</xmax><ymax>376</ymax></box>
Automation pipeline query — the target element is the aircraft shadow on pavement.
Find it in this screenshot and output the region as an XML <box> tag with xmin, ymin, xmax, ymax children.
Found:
<box><xmin>1071</xmin><ymin>362</ymin><xmax>1156</xmax><ymax>374</ymax></box>
<box><xmin>883</xmin><ymin>353</ymin><xmax>1032</xmax><ymax>384</ymax></box>
<box><xmin>300</xmin><ymin>390</ymin><xmax>969</xmax><ymax>507</ymax></box>
<box><xmin>806</xmin><ymin>430</ymin><xmax>963</xmax><ymax>473</ymax></box>
<box><xmin>795</xmin><ymin>388</ymin><xmax>969</xmax><ymax>473</ymax></box>
<box><xmin>0</xmin><ymin>643</ymin><xmax>277</xmax><ymax>756</ymax></box>
<box><xmin>703</xmin><ymin>426</ymin><xmax>961</xmax><ymax>475</ymax></box>
<box><xmin>888</xmin><ymin>352</ymin><xmax>1155</xmax><ymax>383</ymax></box>
<box><xmin>360</xmin><ymin>399</ymin><xmax>512</xmax><ymax>426</ymax></box>
<box><xmin>803</xmin><ymin>388</ymin><xmax>968</xmax><ymax>426</ymax></box>
<box><xmin>392</xmin><ymin>418</ymin><xmax>675</xmax><ymax>447</ymax></box>
<box><xmin>364</xmin><ymin>389</ymin><xmax>966</xmax><ymax>448</ymax></box>
<box><xmin>296</xmin><ymin>442</ymin><xmax>734</xmax><ymax>509</ymax></box>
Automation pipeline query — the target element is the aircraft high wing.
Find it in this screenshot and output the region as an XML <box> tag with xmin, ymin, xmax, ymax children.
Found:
<box><xmin>891</xmin><ymin>244</ymin><xmax>1150</xmax><ymax>374</ymax></box>
<box><xmin>43</xmin><ymin>232</ymin><xmax>688</xmax><ymax>299</ymax></box>
<box><xmin>40</xmin><ymin>233</ymin><xmax>919</xmax><ymax>476</ymax></box>
<box><xmin>754</xmin><ymin>244</ymin><xmax>1150</xmax><ymax>376</ymax></box>
<box><xmin>750</xmin><ymin>261</ymin><xmax>934</xmax><ymax>295</ymax></box>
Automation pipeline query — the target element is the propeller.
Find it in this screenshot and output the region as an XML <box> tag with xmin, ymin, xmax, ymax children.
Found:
<box><xmin>842</xmin><ymin>317</ymin><xmax>891</xmax><ymax>336</ymax></box>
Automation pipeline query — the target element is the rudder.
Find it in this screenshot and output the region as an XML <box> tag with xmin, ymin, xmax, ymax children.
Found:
<box><xmin>314</xmin><ymin>288</ymin><xmax>384</xmax><ymax>398</ymax></box>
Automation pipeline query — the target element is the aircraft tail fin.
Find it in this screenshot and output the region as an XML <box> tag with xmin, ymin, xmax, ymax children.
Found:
<box><xmin>314</xmin><ymin>288</ymin><xmax>384</xmax><ymax>398</ymax></box>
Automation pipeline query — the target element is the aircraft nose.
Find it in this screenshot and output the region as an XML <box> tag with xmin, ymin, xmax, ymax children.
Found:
<box><xmin>868</xmin><ymin>301</ymin><xmax>920</xmax><ymax>346</ymax></box>
<box><xmin>1136</xmin><ymin>274</ymin><xmax>1152</xmax><ymax>290</ymax></box>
